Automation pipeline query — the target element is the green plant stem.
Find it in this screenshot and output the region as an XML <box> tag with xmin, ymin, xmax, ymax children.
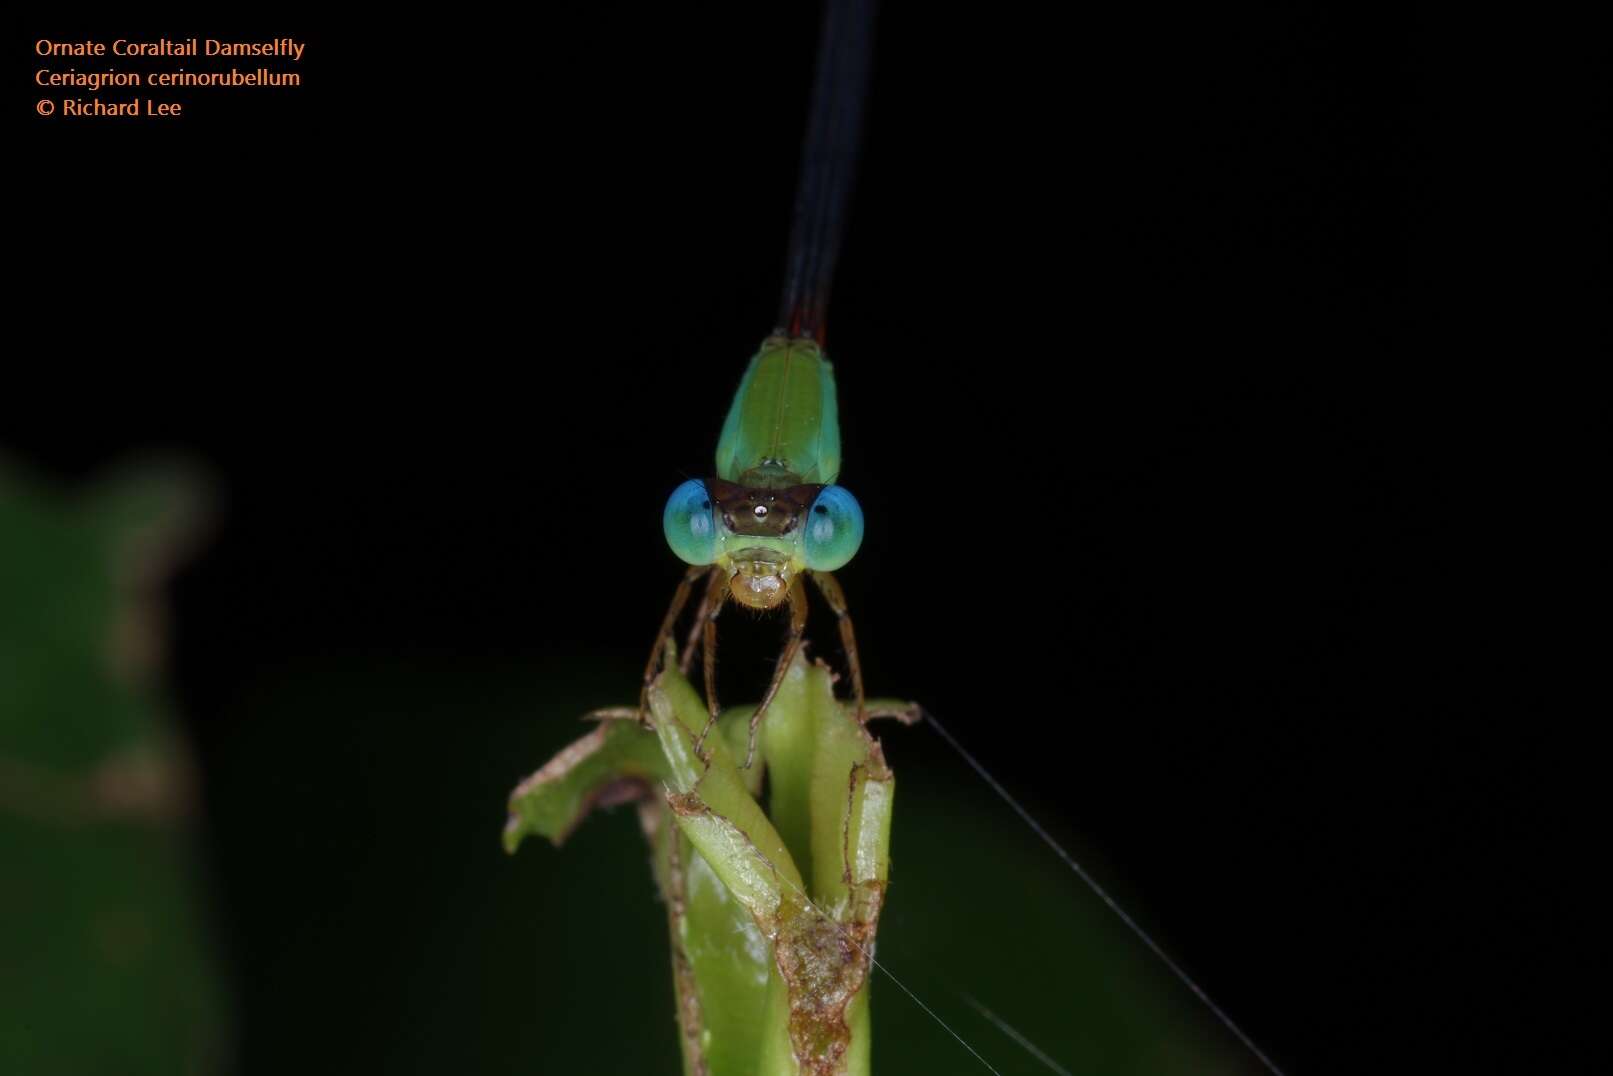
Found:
<box><xmin>506</xmin><ymin>649</ymin><xmax>900</xmax><ymax>1075</ymax></box>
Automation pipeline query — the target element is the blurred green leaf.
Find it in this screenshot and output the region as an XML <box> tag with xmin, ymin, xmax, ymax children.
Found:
<box><xmin>0</xmin><ymin>457</ymin><xmax>226</xmax><ymax>1076</ymax></box>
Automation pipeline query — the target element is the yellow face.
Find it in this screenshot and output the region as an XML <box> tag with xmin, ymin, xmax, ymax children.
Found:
<box><xmin>721</xmin><ymin>545</ymin><xmax>799</xmax><ymax>610</ymax></box>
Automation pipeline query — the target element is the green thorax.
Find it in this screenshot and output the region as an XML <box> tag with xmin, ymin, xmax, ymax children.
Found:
<box><xmin>715</xmin><ymin>336</ymin><xmax>841</xmax><ymax>489</ymax></box>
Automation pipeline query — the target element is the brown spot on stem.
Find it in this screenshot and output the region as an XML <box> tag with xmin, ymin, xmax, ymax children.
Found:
<box><xmin>771</xmin><ymin>892</ymin><xmax>882</xmax><ymax>1076</ymax></box>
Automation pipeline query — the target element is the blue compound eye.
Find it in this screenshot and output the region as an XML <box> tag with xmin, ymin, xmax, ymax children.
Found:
<box><xmin>802</xmin><ymin>485</ymin><xmax>864</xmax><ymax>572</ymax></box>
<box><xmin>663</xmin><ymin>479</ymin><xmax>719</xmax><ymax>565</ymax></box>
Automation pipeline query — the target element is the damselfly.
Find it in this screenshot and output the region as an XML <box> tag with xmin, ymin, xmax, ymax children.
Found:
<box><xmin>640</xmin><ymin>3</ymin><xmax>1286</xmax><ymax>1073</ymax></box>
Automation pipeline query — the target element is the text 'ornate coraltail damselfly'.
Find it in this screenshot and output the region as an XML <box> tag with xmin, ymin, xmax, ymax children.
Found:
<box><xmin>639</xmin><ymin>2</ymin><xmax>1288</xmax><ymax>1073</ymax></box>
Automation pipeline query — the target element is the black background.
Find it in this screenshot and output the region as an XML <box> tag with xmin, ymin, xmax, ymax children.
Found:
<box><xmin>10</xmin><ymin>5</ymin><xmax>1533</xmax><ymax>1074</ymax></box>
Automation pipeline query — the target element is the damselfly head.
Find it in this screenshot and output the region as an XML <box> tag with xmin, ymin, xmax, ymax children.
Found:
<box><xmin>662</xmin><ymin>476</ymin><xmax>864</xmax><ymax>583</ymax></box>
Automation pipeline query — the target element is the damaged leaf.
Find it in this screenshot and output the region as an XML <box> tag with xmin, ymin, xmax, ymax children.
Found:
<box><xmin>503</xmin><ymin>713</ymin><xmax>668</xmax><ymax>851</ymax></box>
